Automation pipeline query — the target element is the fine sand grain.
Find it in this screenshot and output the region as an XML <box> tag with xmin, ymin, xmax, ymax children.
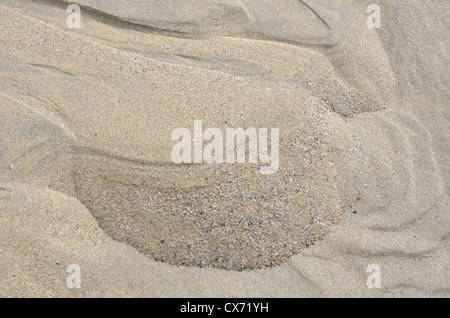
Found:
<box><xmin>0</xmin><ymin>0</ymin><xmax>448</xmax><ymax>297</ymax></box>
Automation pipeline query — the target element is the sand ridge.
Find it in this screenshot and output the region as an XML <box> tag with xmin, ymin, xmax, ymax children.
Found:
<box><xmin>0</xmin><ymin>0</ymin><xmax>356</xmax><ymax>270</ymax></box>
<box><xmin>0</xmin><ymin>0</ymin><xmax>448</xmax><ymax>297</ymax></box>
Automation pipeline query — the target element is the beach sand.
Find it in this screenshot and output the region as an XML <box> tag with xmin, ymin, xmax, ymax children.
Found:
<box><xmin>0</xmin><ymin>0</ymin><xmax>448</xmax><ymax>297</ymax></box>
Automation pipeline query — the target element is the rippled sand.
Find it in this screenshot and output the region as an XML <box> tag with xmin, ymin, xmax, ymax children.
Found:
<box><xmin>0</xmin><ymin>0</ymin><xmax>448</xmax><ymax>297</ymax></box>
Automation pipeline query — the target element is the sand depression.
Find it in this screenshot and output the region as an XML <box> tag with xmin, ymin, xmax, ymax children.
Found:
<box><xmin>0</xmin><ymin>0</ymin><xmax>392</xmax><ymax>270</ymax></box>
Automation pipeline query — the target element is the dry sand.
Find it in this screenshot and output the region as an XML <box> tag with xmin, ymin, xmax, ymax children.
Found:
<box><xmin>0</xmin><ymin>0</ymin><xmax>448</xmax><ymax>297</ymax></box>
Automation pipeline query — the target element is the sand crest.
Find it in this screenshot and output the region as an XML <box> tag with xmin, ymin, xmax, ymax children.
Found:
<box><xmin>0</xmin><ymin>0</ymin><xmax>448</xmax><ymax>297</ymax></box>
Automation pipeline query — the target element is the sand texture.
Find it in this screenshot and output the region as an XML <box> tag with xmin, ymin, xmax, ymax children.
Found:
<box><xmin>0</xmin><ymin>0</ymin><xmax>448</xmax><ymax>297</ymax></box>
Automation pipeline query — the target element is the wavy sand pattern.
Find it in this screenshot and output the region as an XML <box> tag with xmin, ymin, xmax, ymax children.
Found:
<box><xmin>0</xmin><ymin>0</ymin><xmax>448</xmax><ymax>296</ymax></box>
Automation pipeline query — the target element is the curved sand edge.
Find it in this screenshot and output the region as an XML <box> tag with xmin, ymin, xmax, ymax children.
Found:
<box><xmin>0</xmin><ymin>0</ymin><xmax>448</xmax><ymax>297</ymax></box>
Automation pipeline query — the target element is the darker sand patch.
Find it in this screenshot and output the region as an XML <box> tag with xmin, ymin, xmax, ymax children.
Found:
<box><xmin>73</xmin><ymin>137</ymin><xmax>343</xmax><ymax>271</ymax></box>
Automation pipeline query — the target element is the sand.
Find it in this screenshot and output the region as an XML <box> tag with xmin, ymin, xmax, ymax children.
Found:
<box><xmin>0</xmin><ymin>0</ymin><xmax>448</xmax><ymax>297</ymax></box>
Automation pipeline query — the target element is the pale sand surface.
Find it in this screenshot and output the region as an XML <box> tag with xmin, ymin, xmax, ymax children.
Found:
<box><xmin>0</xmin><ymin>0</ymin><xmax>448</xmax><ymax>296</ymax></box>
